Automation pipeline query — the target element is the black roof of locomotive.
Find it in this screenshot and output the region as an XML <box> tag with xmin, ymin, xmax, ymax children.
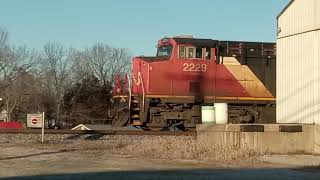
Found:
<box><xmin>173</xmin><ymin>38</ymin><xmax>275</xmax><ymax>48</ymax></box>
<box><xmin>173</xmin><ymin>38</ymin><xmax>218</xmax><ymax>48</ymax></box>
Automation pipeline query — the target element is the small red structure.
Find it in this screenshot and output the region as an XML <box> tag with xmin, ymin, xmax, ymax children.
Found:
<box><xmin>0</xmin><ymin>122</ymin><xmax>23</xmax><ymax>129</ymax></box>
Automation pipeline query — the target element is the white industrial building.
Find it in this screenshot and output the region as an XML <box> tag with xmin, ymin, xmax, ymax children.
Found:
<box><xmin>277</xmin><ymin>0</ymin><xmax>320</xmax><ymax>124</ymax></box>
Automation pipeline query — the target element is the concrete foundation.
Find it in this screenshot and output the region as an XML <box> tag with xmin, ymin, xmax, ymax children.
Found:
<box><xmin>197</xmin><ymin>124</ymin><xmax>320</xmax><ymax>154</ymax></box>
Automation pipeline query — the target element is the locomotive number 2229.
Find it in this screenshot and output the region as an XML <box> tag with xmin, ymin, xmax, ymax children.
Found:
<box><xmin>182</xmin><ymin>63</ymin><xmax>207</xmax><ymax>72</ymax></box>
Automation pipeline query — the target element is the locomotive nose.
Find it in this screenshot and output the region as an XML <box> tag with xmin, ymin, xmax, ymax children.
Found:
<box><xmin>132</xmin><ymin>57</ymin><xmax>142</xmax><ymax>72</ymax></box>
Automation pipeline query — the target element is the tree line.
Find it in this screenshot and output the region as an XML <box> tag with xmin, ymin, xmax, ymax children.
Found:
<box><xmin>0</xmin><ymin>28</ymin><xmax>131</xmax><ymax>125</ymax></box>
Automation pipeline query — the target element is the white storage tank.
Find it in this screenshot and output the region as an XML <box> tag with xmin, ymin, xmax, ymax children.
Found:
<box><xmin>277</xmin><ymin>0</ymin><xmax>320</xmax><ymax>124</ymax></box>
<box><xmin>214</xmin><ymin>103</ymin><xmax>228</xmax><ymax>124</ymax></box>
<box><xmin>201</xmin><ymin>106</ymin><xmax>215</xmax><ymax>124</ymax></box>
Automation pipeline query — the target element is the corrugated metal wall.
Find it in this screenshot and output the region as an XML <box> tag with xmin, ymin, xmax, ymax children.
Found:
<box><xmin>277</xmin><ymin>0</ymin><xmax>320</xmax><ymax>124</ymax></box>
<box><xmin>314</xmin><ymin>31</ymin><xmax>320</xmax><ymax>122</ymax></box>
<box><xmin>278</xmin><ymin>0</ymin><xmax>315</xmax><ymax>38</ymax></box>
<box><xmin>277</xmin><ymin>32</ymin><xmax>317</xmax><ymax>123</ymax></box>
<box><xmin>316</xmin><ymin>0</ymin><xmax>320</xmax><ymax>28</ymax></box>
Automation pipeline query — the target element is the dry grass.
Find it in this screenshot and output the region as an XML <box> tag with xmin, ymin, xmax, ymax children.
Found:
<box><xmin>117</xmin><ymin>137</ymin><xmax>259</xmax><ymax>162</ymax></box>
<box><xmin>0</xmin><ymin>134</ymin><xmax>259</xmax><ymax>162</ymax></box>
<box><xmin>61</xmin><ymin>136</ymin><xmax>259</xmax><ymax>162</ymax></box>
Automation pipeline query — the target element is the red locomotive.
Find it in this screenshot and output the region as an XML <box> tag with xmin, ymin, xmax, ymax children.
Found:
<box><xmin>113</xmin><ymin>36</ymin><xmax>276</xmax><ymax>129</ymax></box>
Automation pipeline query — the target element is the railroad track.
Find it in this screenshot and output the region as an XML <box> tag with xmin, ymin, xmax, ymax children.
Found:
<box><xmin>0</xmin><ymin>129</ymin><xmax>196</xmax><ymax>136</ymax></box>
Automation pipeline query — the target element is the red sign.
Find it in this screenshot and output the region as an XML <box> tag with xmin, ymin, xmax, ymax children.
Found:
<box><xmin>27</xmin><ymin>114</ymin><xmax>43</xmax><ymax>128</ymax></box>
<box><xmin>32</xmin><ymin>119</ymin><xmax>37</xmax><ymax>124</ymax></box>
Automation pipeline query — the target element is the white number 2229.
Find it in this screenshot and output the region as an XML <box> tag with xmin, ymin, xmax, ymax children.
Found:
<box><xmin>183</xmin><ymin>63</ymin><xmax>207</xmax><ymax>72</ymax></box>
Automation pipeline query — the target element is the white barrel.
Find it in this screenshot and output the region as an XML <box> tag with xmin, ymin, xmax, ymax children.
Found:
<box><xmin>201</xmin><ymin>106</ymin><xmax>215</xmax><ymax>124</ymax></box>
<box><xmin>214</xmin><ymin>103</ymin><xmax>228</xmax><ymax>124</ymax></box>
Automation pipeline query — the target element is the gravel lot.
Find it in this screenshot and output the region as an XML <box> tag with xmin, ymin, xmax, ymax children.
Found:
<box><xmin>0</xmin><ymin>134</ymin><xmax>320</xmax><ymax>180</ymax></box>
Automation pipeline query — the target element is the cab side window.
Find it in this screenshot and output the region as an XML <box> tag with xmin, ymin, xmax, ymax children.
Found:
<box><xmin>179</xmin><ymin>46</ymin><xmax>186</xmax><ymax>59</ymax></box>
<box><xmin>196</xmin><ymin>47</ymin><xmax>202</xmax><ymax>59</ymax></box>
<box><xmin>180</xmin><ymin>46</ymin><xmax>209</xmax><ymax>60</ymax></box>
<box><xmin>205</xmin><ymin>47</ymin><xmax>211</xmax><ymax>60</ymax></box>
<box><xmin>187</xmin><ymin>47</ymin><xmax>195</xmax><ymax>59</ymax></box>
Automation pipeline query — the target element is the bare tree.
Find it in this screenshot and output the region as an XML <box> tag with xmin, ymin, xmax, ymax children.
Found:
<box><xmin>0</xmin><ymin>52</ymin><xmax>35</xmax><ymax>121</ymax></box>
<box><xmin>63</xmin><ymin>43</ymin><xmax>131</xmax><ymax>118</ymax></box>
<box><xmin>0</xmin><ymin>28</ymin><xmax>10</xmax><ymax>89</ymax></box>
<box><xmin>73</xmin><ymin>43</ymin><xmax>131</xmax><ymax>87</ymax></box>
<box><xmin>0</xmin><ymin>29</ymin><xmax>38</xmax><ymax>121</ymax></box>
<box><xmin>41</xmin><ymin>42</ymin><xmax>73</xmax><ymax>117</ymax></box>
<box><xmin>0</xmin><ymin>28</ymin><xmax>8</xmax><ymax>49</ymax></box>
<box><xmin>0</xmin><ymin>46</ymin><xmax>37</xmax><ymax>90</ymax></box>
<box><xmin>2</xmin><ymin>71</ymin><xmax>39</xmax><ymax>121</ymax></box>
<box><xmin>1</xmin><ymin>28</ymin><xmax>132</xmax><ymax>122</ymax></box>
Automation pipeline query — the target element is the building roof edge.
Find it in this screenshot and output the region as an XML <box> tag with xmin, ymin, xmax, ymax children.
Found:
<box><xmin>277</xmin><ymin>0</ymin><xmax>295</xmax><ymax>19</ymax></box>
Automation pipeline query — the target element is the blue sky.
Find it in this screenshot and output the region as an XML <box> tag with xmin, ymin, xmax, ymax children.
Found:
<box><xmin>0</xmin><ymin>0</ymin><xmax>289</xmax><ymax>56</ymax></box>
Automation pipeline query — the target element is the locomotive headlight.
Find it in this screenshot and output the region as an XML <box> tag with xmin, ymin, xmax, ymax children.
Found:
<box><xmin>116</xmin><ymin>88</ymin><xmax>121</xmax><ymax>93</ymax></box>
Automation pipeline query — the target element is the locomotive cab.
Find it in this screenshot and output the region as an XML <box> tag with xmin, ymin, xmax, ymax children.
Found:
<box><xmin>156</xmin><ymin>37</ymin><xmax>218</xmax><ymax>62</ymax></box>
<box><xmin>129</xmin><ymin>37</ymin><xmax>220</xmax><ymax>99</ymax></box>
<box><xmin>135</xmin><ymin>37</ymin><xmax>218</xmax><ymax>62</ymax></box>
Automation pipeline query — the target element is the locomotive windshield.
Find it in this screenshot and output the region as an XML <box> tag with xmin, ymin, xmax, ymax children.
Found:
<box><xmin>157</xmin><ymin>46</ymin><xmax>173</xmax><ymax>57</ymax></box>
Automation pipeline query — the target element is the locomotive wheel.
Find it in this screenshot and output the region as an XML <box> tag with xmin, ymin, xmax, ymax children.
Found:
<box><xmin>169</xmin><ymin>121</ymin><xmax>185</xmax><ymax>132</ymax></box>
